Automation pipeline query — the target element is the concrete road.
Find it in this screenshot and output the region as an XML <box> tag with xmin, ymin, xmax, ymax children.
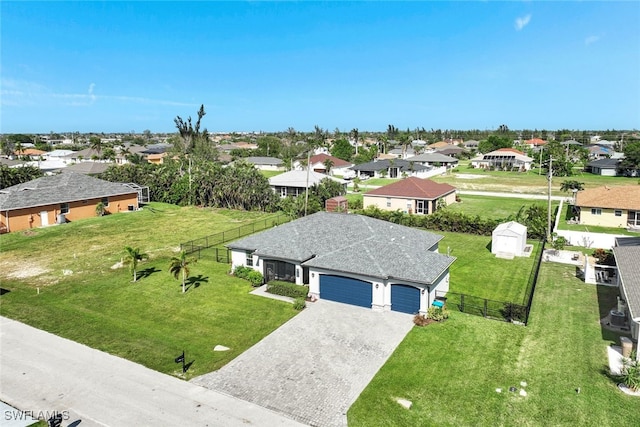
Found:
<box><xmin>0</xmin><ymin>316</ymin><xmax>304</xmax><ymax>427</ymax></box>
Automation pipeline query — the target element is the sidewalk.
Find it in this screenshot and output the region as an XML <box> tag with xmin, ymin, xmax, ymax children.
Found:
<box><xmin>0</xmin><ymin>316</ymin><xmax>304</xmax><ymax>427</ymax></box>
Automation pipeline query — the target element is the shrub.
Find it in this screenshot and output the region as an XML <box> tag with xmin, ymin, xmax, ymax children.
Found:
<box><xmin>233</xmin><ymin>265</ymin><xmax>252</xmax><ymax>280</ymax></box>
<box><xmin>293</xmin><ymin>298</ymin><xmax>306</xmax><ymax>311</ymax></box>
<box><xmin>619</xmin><ymin>352</ymin><xmax>640</xmax><ymax>391</ymax></box>
<box><xmin>267</xmin><ymin>281</ymin><xmax>309</xmax><ymax>299</ymax></box>
<box><xmin>413</xmin><ymin>314</ymin><xmax>433</xmax><ymax>326</ymax></box>
<box><xmin>501</xmin><ymin>302</ymin><xmax>527</xmax><ymax>323</ymax></box>
<box><xmin>247</xmin><ymin>270</ymin><xmax>264</xmax><ymax>287</ymax></box>
<box><xmin>427</xmin><ymin>306</ymin><xmax>449</xmax><ymax>322</ymax></box>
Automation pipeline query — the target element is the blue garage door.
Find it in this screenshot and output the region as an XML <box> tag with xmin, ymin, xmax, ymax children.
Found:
<box><xmin>320</xmin><ymin>275</ymin><xmax>372</xmax><ymax>308</ymax></box>
<box><xmin>391</xmin><ymin>284</ymin><xmax>420</xmax><ymax>314</ymax></box>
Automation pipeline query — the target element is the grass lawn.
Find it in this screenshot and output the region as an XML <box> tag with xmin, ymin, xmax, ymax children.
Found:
<box><xmin>437</xmin><ymin>231</ymin><xmax>537</xmax><ymax>304</ymax></box>
<box><xmin>348</xmin><ymin>262</ymin><xmax>639</xmax><ymax>427</ymax></box>
<box><xmin>260</xmin><ymin>170</ymin><xmax>285</xmax><ymax>179</ymax></box>
<box><xmin>448</xmin><ymin>195</ymin><xmax>558</xmax><ymax>220</ymax></box>
<box><xmin>0</xmin><ymin>203</ymin><xmax>297</xmax><ymax>379</ymax></box>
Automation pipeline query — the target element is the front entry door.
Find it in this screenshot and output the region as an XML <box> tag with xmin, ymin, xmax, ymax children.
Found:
<box><xmin>40</xmin><ymin>211</ymin><xmax>49</xmax><ymax>226</ymax></box>
<box><xmin>264</xmin><ymin>261</ymin><xmax>276</xmax><ymax>282</ymax></box>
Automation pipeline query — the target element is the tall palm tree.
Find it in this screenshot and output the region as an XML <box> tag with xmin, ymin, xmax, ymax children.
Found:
<box><xmin>323</xmin><ymin>158</ymin><xmax>334</xmax><ymax>175</ymax></box>
<box><xmin>169</xmin><ymin>250</ymin><xmax>196</xmax><ymax>293</ymax></box>
<box><xmin>124</xmin><ymin>246</ymin><xmax>148</xmax><ymax>282</ymax></box>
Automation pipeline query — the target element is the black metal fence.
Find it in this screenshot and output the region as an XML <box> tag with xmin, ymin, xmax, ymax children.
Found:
<box><xmin>180</xmin><ymin>214</ymin><xmax>291</xmax><ymax>261</ymax></box>
<box><xmin>436</xmin><ymin>239</ymin><xmax>545</xmax><ymax>325</ymax></box>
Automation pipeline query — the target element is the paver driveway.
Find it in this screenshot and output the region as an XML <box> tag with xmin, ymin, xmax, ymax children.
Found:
<box><xmin>191</xmin><ymin>300</ymin><xmax>414</xmax><ymax>427</ymax></box>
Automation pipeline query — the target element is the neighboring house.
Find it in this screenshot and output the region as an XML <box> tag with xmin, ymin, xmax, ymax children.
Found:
<box><xmin>241</xmin><ymin>157</ymin><xmax>285</xmax><ymax>171</ymax></box>
<box><xmin>228</xmin><ymin>211</ymin><xmax>456</xmax><ymax>314</ymax></box>
<box><xmin>388</xmin><ymin>147</ymin><xmax>416</xmax><ymax>159</ymax></box>
<box><xmin>268</xmin><ymin>170</ymin><xmax>346</xmax><ymax>198</ymax></box>
<box><xmin>60</xmin><ymin>161</ymin><xmax>111</xmax><ymax>175</ymax></box>
<box><xmin>62</xmin><ymin>148</ymin><xmax>108</xmax><ymax>163</ymax></box>
<box><xmin>363</xmin><ymin>177</ymin><xmax>456</xmax><ymax>215</ymax></box>
<box><xmin>434</xmin><ymin>145</ymin><xmax>466</xmax><ymax>158</ymax></box>
<box><xmin>471</xmin><ymin>148</ymin><xmax>534</xmax><ymax>171</ymax></box>
<box><xmin>14</xmin><ymin>148</ymin><xmax>46</xmax><ymax>160</ymax></box>
<box><xmin>463</xmin><ymin>140</ymin><xmax>479</xmax><ymax>150</ymax></box>
<box><xmin>0</xmin><ymin>158</ymin><xmax>25</xmax><ymax>168</ymax></box>
<box><xmin>586</xmin><ymin>158</ymin><xmax>621</xmax><ymax>176</ymax></box>
<box><xmin>574</xmin><ymin>186</ymin><xmax>640</xmax><ymax>228</ymax></box>
<box><xmin>522</xmin><ymin>138</ymin><xmax>547</xmax><ymax>151</ymax></box>
<box><xmin>587</xmin><ymin>144</ymin><xmax>613</xmax><ymax>160</ymax></box>
<box><xmin>294</xmin><ymin>154</ymin><xmax>353</xmax><ymax>176</ymax></box>
<box><xmin>146</xmin><ymin>152</ymin><xmax>167</xmax><ymax>165</ymax></box>
<box><xmin>612</xmin><ymin>237</ymin><xmax>640</xmax><ymax>361</ymax></box>
<box><xmin>492</xmin><ymin>221</ymin><xmax>528</xmax><ymax>258</ymax></box>
<box><xmin>406</xmin><ymin>153</ymin><xmax>459</xmax><ymax>169</ymax></box>
<box><xmin>0</xmin><ymin>173</ymin><xmax>140</xmax><ymax>234</ymax></box>
<box><xmin>351</xmin><ymin>159</ymin><xmax>430</xmax><ymax>179</ymax></box>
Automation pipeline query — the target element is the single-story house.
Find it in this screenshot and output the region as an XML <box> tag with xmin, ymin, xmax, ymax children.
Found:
<box><xmin>0</xmin><ymin>173</ymin><xmax>140</xmax><ymax>233</ymax></box>
<box><xmin>522</xmin><ymin>138</ymin><xmax>547</xmax><ymax>150</ymax></box>
<box><xmin>471</xmin><ymin>148</ymin><xmax>534</xmax><ymax>171</ymax></box>
<box><xmin>492</xmin><ymin>221</ymin><xmax>528</xmax><ymax>257</ymax></box>
<box><xmin>463</xmin><ymin>140</ymin><xmax>479</xmax><ymax>150</ymax></box>
<box><xmin>228</xmin><ymin>211</ymin><xmax>456</xmax><ymax>314</ymax></box>
<box><xmin>60</xmin><ymin>161</ymin><xmax>111</xmax><ymax>175</ymax></box>
<box><xmin>586</xmin><ymin>158</ymin><xmax>621</xmax><ymax>176</ymax></box>
<box><xmin>406</xmin><ymin>153</ymin><xmax>459</xmax><ymax>169</ymax></box>
<box><xmin>387</xmin><ymin>147</ymin><xmax>416</xmax><ymax>159</ymax></box>
<box><xmin>268</xmin><ymin>170</ymin><xmax>347</xmax><ymax>198</ymax></box>
<box><xmin>351</xmin><ymin>159</ymin><xmax>431</xmax><ymax>179</ymax></box>
<box><xmin>612</xmin><ymin>237</ymin><xmax>640</xmax><ymax>361</ymax></box>
<box><xmin>363</xmin><ymin>177</ymin><xmax>457</xmax><ymax>215</ymax></box>
<box><xmin>434</xmin><ymin>145</ymin><xmax>467</xmax><ymax>157</ymax></box>
<box><xmin>242</xmin><ymin>156</ymin><xmax>285</xmax><ymax>171</ymax></box>
<box><xmin>574</xmin><ymin>186</ymin><xmax>640</xmax><ymax>229</ymax></box>
<box><xmin>296</xmin><ymin>153</ymin><xmax>354</xmax><ymax>176</ymax></box>
<box><xmin>587</xmin><ymin>144</ymin><xmax>613</xmax><ymax>160</ymax></box>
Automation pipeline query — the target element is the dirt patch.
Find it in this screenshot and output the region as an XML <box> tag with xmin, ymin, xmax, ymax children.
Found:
<box><xmin>455</xmin><ymin>174</ymin><xmax>488</xmax><ymax>180</ymax></box>
<box><xmin>6</xmin><ymin>265</ymin><xmax>50</xmax><ymax>279</ymax></box>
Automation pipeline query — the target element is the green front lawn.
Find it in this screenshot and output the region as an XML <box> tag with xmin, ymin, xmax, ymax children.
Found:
<box><xmin>0</xmin><ymin>204</ymin><xmax>297</xmax><ymax>379</ymax></box>
<box><xmin>448</xmin><ymin>194</ymin><xmax>558</xmax><ymax>220</ymax></box>
<box><xmin>348</xmin><ymin>262</ymin><xmax>639</xmax><ymax>426</ymax></box>
<box><xmin>556</xmin><ymin>202</ymin><xmax>640</xmax><ymax>236</ymax></box>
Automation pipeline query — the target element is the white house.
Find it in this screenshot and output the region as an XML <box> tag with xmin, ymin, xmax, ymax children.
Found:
<box><xmin>227</xmin><ymin>212</ymin><xmax>455</xmax><ymax>315</ymax></box>
<box><xmin>268</xmin><ymin>170</ymin><xmax>347</xmax><ymax>198</ymax></box>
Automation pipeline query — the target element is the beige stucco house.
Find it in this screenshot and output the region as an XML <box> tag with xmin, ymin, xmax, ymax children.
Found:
<box><xmin>575</xmin><ymin>186</ymin><xmax>640</xmax><ymax>229</ymax></box>
<box><xmin>363</xmin><ymin>177</ymin><xmax>456</xmax><ymax>215</ymax></box>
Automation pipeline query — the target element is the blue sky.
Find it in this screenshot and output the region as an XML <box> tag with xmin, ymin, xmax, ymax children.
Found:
<box><xmin>2</xmin><ymin>1</ymin><xmax>639</xmax><ymax>134</ymax></box>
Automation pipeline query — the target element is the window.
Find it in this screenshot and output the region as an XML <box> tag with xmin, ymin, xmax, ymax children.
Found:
<box><xmin>102</xmin><ymin>197</ymin><xmax>109</xmax><ymax>207</ymax></box>
<box><xmin>386</xmin><ymin>198</ymin><xmax>391</xmax><ymax>207</ymax></box>
<box><xmin>245</xmin><ymin>250</ymin><xmax>253</xmax><ymax>267</ymax></box>
<box><xmin>614</xmin><ymin>210</ymin><xmax>622</xmax><ymax>217</ymax></box>
<box><xmin>280</xmin><ymin>187</ymin><xmax>287</xmax><ymax>197</ymax></box>
<box><xmin>591</xmin><ymin>208</ymin><xmax>601</xmax><ymax>215</ymax></box>
<box><xmin>60</xmin><ymin>203</ymin><xmax>69</xmax><ymax>214</ymax></box>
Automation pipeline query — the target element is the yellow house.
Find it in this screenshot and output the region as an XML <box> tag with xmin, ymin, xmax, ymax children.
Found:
<box><xmin>363</xmin><ymin>177</ymin><xmax>457</xmax><ymax>214</ymax></box>
<box><xmin>575</xmin><ymin>186</ymin><xmax>640</xmax><ymax>228</ymax></box>
<box><xmin>0</xmin><ymin>173</ymin><xmax>140</xmax><ymax>233</ymax></box>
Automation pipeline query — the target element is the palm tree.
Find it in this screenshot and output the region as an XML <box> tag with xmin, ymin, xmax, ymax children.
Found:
<box><xmin>124</xmin><ymin>246</ymin><xmax>148</xmax><ymax>282</ymax></box>
<box><xmin>323</xmin><ymin>158</ymin><xmax>334</xmax><ymax>175</ymax></box>
<box><xmin>169</xmin><ymin>250</ymin><xmax>196</xmax><ymax>293</ymax></box>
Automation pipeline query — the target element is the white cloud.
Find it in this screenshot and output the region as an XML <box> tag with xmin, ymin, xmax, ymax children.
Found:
<box><xmin>515</xmin><ymin>14</ymin><xmax>532</xmax><ymax>31</ymax></box>
<box><xmin>0</xmin><ymin>78</ymin><xmax>197</xmax><ymax>108</ymax></box>
<box><xmin>585</xmin><ymin>35</ymin><xmax>600</xmax><ymax>46</ymax></box>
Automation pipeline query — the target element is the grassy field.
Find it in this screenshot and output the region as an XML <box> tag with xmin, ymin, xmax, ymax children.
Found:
<box><xmin>0</xmin><ymin>203</ymin><xmax>297</xmax><ymax>379</ymax></box>
<box><xmin>437</xmin><ymin>231</ymin><xmax>537</xmax><ymax>303</ymax></box>
<box><xmin>348</xmin><ymin>262</ymin><xmax>639</xmax><ymax>427</ymax></box>
<box><xmin>448</xmin><ymin>194</ymin><xmax>557</xmax><ymax>220</ymax></box>
<box><xmin>353</xmin><ymin>169</ymin><xmax>637</xmax><ymax>196</ymax></box>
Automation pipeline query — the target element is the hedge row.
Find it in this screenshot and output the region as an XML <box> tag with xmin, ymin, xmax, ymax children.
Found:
<box><xmin>267</xmin><ymin>281</ymin><xmax>309</xmax><ymax>299</ymax></box>
<box><xmin>233</xmin><ymin>266</ymin><xmax>264</xmax><ymax>287</ymax></box>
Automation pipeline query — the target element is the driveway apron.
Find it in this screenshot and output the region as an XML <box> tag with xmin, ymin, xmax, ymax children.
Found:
<box><xmin>191</xmin><ymin>300</ymin><xmax>414</xmax><ymax>427</ymax></box>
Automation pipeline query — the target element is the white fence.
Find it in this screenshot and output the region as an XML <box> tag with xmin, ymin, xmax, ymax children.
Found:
<box><xmin>553</xmin><ymin>200</ymin><xmax>627</xmax><ymax>249</ymax></box>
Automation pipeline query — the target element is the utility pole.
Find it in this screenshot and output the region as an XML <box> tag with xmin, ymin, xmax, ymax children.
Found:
<box><xmin>547</xmin><ymin>156</ymin><xmax>553</xmax><ymax>242</ymax></box>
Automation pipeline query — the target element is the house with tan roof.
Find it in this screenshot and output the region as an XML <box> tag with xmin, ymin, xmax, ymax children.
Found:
<box><xmin>575</xmin><ymin>186</ymin><xmax>640</xmax><ymax>229</ymax></box>
<box><xmin>363</xmin><ymin>177</ymin><xmax>457</xmax><ymax>215</ymax></box>
<box><xmin>293</xmin><ymin>154</ymin><xmax>353</xmax><ymax>176</ymax></box>
<box><xmin>470</xmin><ymin>148</ymin><xmax>534</xmax><ymax>171</ymax></box>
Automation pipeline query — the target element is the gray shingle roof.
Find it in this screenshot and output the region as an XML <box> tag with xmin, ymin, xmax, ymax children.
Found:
<box><xmin>613</xmin><ymin>245</ymin><xmax>640</xmax><ymax>320</ymax></box>
<box><xmin>351</xmin><ymin>159</ymin><xmax>429</xmax><ymax>172</ymax></box>
<box><xmin>244</xmin><ymin>157</ymin><xmax>284</xmax><ymax>166</ymax></box>
<box><xmin>0</xmin><ymin>173</ymin><xmax>138</xmax><ymax>210</ymax></box>
<box><xmin>228</xmin><ymin>212</ymin><xmax>455</xmax><ymax>285</ymax></box>
<box><xmin>406</xmin><ymin>153</ymin><xmax>458</xmax><ymax>163</ymax></box>
<box><xmin>587</xmin><ymin>158</ymin><xmax>620</xmax><ymax>168</ymax></box>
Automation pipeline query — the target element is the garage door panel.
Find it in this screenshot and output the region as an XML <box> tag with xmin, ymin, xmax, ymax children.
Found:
<box><xmin>391</xmin><ymin>284</ymin><xmax>420</xmax><ymax>314</ymax></box>
<box><xmin>320</xmin><ymin>275</ymin><xmax>372</xmax><ymax>308</ymax></box>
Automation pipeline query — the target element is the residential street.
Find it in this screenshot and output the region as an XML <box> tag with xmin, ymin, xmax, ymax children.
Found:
<box><xmin>0</xmin><ymin>316</ymin><xmax>304</xmax><ymax>427</ymax></box>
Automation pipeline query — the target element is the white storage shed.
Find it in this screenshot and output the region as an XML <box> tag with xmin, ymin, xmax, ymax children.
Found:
<box><xmin>492</xmin><ymin>221</ymin><xmax>527</xmax><ymax>257</ymax></box>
